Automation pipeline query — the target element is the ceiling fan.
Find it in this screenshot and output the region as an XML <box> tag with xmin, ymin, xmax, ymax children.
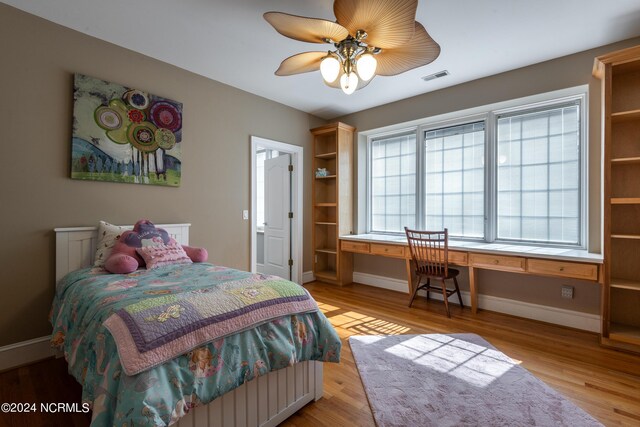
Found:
<box><xmin>264</xmin><ymin>0</ymin><xmax>440</xmax><ymax>95</ymax></box>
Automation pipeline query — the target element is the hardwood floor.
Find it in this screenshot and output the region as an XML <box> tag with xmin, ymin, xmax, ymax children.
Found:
<box><xmin>0</xmin><ymin>355</ymin><xmax>91</xmax><ymax>427</ymax></box>
<box><xmin>285</xmin><ymin>282</ymin><xmax>640</xmax><ymax>427</ymax></box>
<box><xmin>2</xmin><ymin>282</ymin><xmax>640</xmax><ymax>426</ymax></box>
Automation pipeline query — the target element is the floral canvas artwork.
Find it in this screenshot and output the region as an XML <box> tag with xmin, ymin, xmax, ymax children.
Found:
<box><xmin>71</xmin><ymin>74</ymin><xmax>182</xmax><ymax>186</ymax></box>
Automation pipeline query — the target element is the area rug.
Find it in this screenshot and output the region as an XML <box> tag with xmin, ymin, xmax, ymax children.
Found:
<box><xmin>349</xmin><ymin>333</ymin><xmax>602</xmax><ymax>427</ymax></box>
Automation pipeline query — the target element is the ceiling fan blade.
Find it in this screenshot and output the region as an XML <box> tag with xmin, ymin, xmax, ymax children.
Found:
<box><xmin>275</xmin><ymin>52</ymin><xmax>328</xmax><ymax>76</ymax></box>
<box><xmin>334</xmin><ymin>0</ymin><xmax>418</xmax><ymax>49</ymax></box>
<box><xmin>264</xmin><ymin>12</ymin><xmax>349</xmax><ymax>44</ymax></box>
<box><xmin>324</xmin><ymin>67</ymin><xmax>374</xmax><ymax>91</ymax></box>
<box><xmin>375</xmin><ymin>22</ymin><xmax>440</xmax><ymax>76</ymax></box>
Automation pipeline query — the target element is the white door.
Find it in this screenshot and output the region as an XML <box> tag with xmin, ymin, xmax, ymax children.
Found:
<box><xmin>263</xmin><ymin>154</ymin><xmax>291</xmax><ymax>279</ymax></box>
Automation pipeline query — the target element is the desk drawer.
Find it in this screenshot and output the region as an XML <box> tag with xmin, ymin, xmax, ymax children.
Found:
<box><xmin>370</xmin><ymin>243</ymin><xmax>406</xmax><ymax>258</ymax></box>
<box><xmin>341</xmin><ymin>241</ymin><xmax>370</xmax><ymax>254</ymax></box>
<box><xmin>470</xmin><ymin>253</ymin><xmax>526</xmax><ymax>272</ymax></box>
<box><xmin>527</xmin><ymin>259</ymin><xmax>598</xmax><ymax>281</ymax></box>
<box><xmin>448</xmin><ymin>251</ymin><xmax>469</xmax><ymax>266</ymax></box>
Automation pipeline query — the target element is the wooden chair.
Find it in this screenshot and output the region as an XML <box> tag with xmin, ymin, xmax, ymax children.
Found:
<box><xmin>404</xmin><ymin>227</ymin><xmax>464</xmax><ymax>318</ymax></box>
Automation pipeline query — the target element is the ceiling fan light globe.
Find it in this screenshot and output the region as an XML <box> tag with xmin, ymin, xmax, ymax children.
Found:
<box><xmin>340</xmin><ymin>72</ymin><xmax>359</xmax><ymax>95</ymax></box>
<box><xmin>357</xmin><ymin>53</ymin><xmax>377</xmax><ymax>81</ymax></box>
<box><xmin>320</xmin><ymin>56</ymin><xmax>341</xmax><ymax>83</ymax></box>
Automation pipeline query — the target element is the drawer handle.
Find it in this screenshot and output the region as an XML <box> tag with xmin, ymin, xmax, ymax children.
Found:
<box><xmin>493</xmin><ymin>260</ymin><xmax>499</xmax><ymax>264</ymax></box>
<box><xmin>559</xmin><ymin>267</ymin><xmax>565</xmax><ymax>271</ymax></box>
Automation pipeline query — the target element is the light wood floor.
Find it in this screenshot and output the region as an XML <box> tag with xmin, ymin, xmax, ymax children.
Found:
<box><xmin>283</xmin><ymin>282</ymin><xmax>640</xmax><ymax>427</ymax></box>
<box><xmin>2</xmin><ymin>282</ymin><xmax>640</xmax><ymax>426</ymax></box>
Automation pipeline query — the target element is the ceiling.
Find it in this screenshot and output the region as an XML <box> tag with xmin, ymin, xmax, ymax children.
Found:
<box><xmin>4</xmin><ymin>0</ymin><xmax>640</xmax><ymax>119</ymax></box>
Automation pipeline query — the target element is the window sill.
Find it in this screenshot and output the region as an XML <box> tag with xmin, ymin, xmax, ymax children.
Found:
<box><xmin>340</xmin><ymin>233</ymin><xmax>603</xmax><ymax>264</ymax></box>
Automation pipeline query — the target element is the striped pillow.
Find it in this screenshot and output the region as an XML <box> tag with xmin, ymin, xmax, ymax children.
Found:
<box><xmin>136</xmin><ymin>243</ymin><xmax>193</xmax><ymax>270</ymax></box>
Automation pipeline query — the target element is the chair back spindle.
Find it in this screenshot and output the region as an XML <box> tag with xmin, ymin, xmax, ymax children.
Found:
<box><xmin>404</xmin><ymin>227</ymin><xmax>449</xmax><ymax>277</ymax></box>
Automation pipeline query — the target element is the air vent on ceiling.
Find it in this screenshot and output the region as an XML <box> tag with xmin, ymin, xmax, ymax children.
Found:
<box><xmin>422</xmin><ymin>70</ymin><xmax>449</xmax><ymax>82</ymax></box>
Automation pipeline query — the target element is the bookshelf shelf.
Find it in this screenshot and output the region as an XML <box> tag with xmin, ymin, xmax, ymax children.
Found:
<box><xmin>595</xmin><ymin>44</ymin><xmax>640</xmax><ymax>354</ymax></box>
<box><xmin>611</xmin><ymin>157</ymin><xmax>640</xmax><ymax>165</ymax></box>
<box><xmin>610</xmin><ymin>198</ymin><xmax>640</xmax><ymax>204</ymax></box>
<box><xmin>611</xmin><ymin>278</ymin><xmax>640</xmax><ymax>291</ymax></box>
<box><xmin>311</xmin><ymin>123</ymin><xmax>354</xmax><ymax>285</ymax></box>
<box><xmin>611</xmin><ymin>109</ymin><xmax>640</xmax><ymax>122</ymax></box>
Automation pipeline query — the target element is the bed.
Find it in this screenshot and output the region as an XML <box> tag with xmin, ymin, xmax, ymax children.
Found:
<box><xmin>52</xmin><ymin>224</ymin><xmax>340</xmax><ymax>427</ymax></box>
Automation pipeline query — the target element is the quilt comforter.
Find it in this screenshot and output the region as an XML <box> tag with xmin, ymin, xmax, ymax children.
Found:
<box><xmin>50</xmin><ymin>263</ymin><xmax>341</xmax><ymax>427</ymax></box>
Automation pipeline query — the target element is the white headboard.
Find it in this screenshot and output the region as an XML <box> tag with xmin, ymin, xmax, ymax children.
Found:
<box><xmin>54</xmin><ymin>223</ymin><xmax>191</xmax><ymax>282</ymax></box>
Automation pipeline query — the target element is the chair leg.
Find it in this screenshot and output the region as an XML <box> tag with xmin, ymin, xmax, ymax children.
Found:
<box><xmin>454</xmin><ymin>277</ymin><xmax>464</xmax><ymax>308</ymax></box>
<box><xmin>408</xmin><ymin>274</ymin><xmax>422</xmax><ymax>307</ymax></box>
<box><xmin>441</xmin><ymin>279</ymin><xmax>451</xmax><ymax>318</ymax></box>
<box><xmin>425</xmin><ymin>278</ymin><xmax>431</xmax><ymax>301</ymax></box>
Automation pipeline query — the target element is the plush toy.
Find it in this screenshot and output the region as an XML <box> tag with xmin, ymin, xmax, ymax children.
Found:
<box><xmin>104</xmin><ymin>220</ymin><xmax>208</xmax><ymax>274</ymax></box>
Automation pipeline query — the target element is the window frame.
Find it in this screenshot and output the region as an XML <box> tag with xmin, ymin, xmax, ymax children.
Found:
<box><xmin>418</xmin><ymin>113</ymin><xmax>490</xmax><ymax>240</ymax></box>
<box><xmin>366</xmin><ymin>127</ymin><xmax>419</xmax><ymax>235</ymax></box>
<box><xmin>364</xmin><ymin>90</ymin><xmax>588</xmax><ymax>249</ymax></box>
<box><xmin>490</xmin><ymin>95</ymin><xmax>587</xmax><ymax>248</ymax></box>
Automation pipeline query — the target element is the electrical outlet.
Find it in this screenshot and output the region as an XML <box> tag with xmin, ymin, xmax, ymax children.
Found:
<box><xmin>242</xmin><ymin>210</ymin><xmax>249</xmax><ymax>220</ymax></box>
<box><xmin>561</xmin><ymin>285</ymin><xmax>574</xmax><ymax>299</ymax></box>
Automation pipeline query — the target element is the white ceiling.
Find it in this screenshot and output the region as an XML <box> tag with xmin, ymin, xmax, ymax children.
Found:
<box><xmin>4</xmin><ymin>0</ymin><xmax>640</xmax><ymax>119</ymax></box>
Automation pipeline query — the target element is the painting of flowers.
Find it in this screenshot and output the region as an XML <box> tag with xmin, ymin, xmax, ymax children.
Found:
<box><xmin>71</xmin><ymin>74</ymin><xmax>182</xmax><ymax>187</ymax></box>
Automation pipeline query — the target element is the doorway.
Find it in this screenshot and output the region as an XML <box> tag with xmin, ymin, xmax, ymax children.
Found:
<box><xmin>250</xmin><ymin>136</ymin><xmax>303</xmax><ymax>284</ymax></box>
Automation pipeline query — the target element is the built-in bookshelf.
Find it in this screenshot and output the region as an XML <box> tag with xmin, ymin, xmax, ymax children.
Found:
<box><xmin>311</xmin><ymin>122</ymin><xmax>355</xmax><ymax>285</ymax></box>
<box><xmin>594</xmin><ymin>45</ymin><xmax>640</xmax><ymax>353</ymax></box>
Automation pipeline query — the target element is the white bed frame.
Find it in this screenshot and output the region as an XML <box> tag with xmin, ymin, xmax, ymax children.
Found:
<box><xmin>54</xmin><ymin>224</ymin><xmax>323</xmax><ymax>427</ymax></box>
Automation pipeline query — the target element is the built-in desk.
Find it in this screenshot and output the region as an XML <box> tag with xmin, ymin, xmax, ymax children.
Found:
<box><xmin>339</xmin><ymin>234</ymin><xmax>604</xmax><ymax>314</ymax></box>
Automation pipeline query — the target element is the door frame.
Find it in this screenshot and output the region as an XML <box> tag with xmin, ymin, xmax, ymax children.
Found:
<box><xmin>250</xmin><ymin>136</ymin><xmax>303</xmax><ymax>284</ymax></box>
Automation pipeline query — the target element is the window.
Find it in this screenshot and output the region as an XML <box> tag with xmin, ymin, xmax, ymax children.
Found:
<box><xmin>425</xmin><ymin>122</ymin><xmax>485</xmax><ymax>238</ymax></box>
<box><xmin>370</xmin><ymin>133</ymin><xmax>417</xmax><ymax>233</ymax></box>
<box><xmin>497</xmin><ymin>103</ymin><xmax>580</xmax><ymax>244</ymax></box>
<box><xmin>366</xmin><ymin>93</ymin><xmax>585</xmax><ymax>247</ymax></box>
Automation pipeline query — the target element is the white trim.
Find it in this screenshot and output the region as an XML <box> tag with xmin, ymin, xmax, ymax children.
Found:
<box><xmin>313</xmin><ymin>360</ymin><xmax>324</xmax><ymax>401</ymax></box>
<box><xmin>175</xmin><ymin>360</ymin><xmax>323</xmax><ymax>427</ymax></box>
<box><xmin>53</xmin><ymin>223</ymin><xmax>192</xmax><ymax>232</ymax></box>
<box><xmin>358</xmin><ymin>86</ymin><xmax>589</xmax><ymax>137</ymax></box>
<box><xmin>302</xmin><ymin>271</ymin><xmax>315</xmax><ymax>284</ymax></box>
<box><xmin>352</xmin><ymin>271</ymin><xmax>601</xmax><ymax>333</ymax></box>
<box><xmin>55</xmin><ymin>224</ymin><xmax>191</xmax><ymax>282</ymax></box>
<box><xmin>250</xmin><ymin>136</ymin><xmax>304</xmax><ymax>284</ymax></box>
<box><xmin>358</xmin><ymin>85</ymin><xmax>592</xmax><ymax>250</ymax></box>
<box><xmin>0</xmin><ymin>336</ymin><xmax>53</xmax><ymax>371</ymax></box>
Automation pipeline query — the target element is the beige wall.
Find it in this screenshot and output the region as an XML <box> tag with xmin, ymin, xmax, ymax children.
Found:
<box><xmin>338</xmin><ymin>37</ymin><xmax>640</xmax><ymax>315</ymax></box>
<box><xmin>0</xmin><ymin>4</ymin><xmax>323</xmax><ymax>346</ymax></box>
<box><xmin>3</xmin><ymin>3</ymin><xmax>639</xmax><ymax>346</ymax></box>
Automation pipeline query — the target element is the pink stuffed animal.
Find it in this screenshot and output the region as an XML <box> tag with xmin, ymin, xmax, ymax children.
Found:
<box><xmin>105</xmin><ymin>220</ymin><xmax>208</xmax><ymax>274</ymax></box>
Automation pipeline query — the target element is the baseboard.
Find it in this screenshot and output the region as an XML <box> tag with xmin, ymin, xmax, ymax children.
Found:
<box><xmin>0</xmin><ymin>336</ymin><xmax>54</xmax><ymax>371</ymax></box>
<box><xmin>303</xmin><ymin>271</ymin><xmax>315</xmax><ymax>284</ymax></box>
<box><xmin>352</xmin><ymin>271</ymin><xmax>601</xmax><ymax>333</ymax></box>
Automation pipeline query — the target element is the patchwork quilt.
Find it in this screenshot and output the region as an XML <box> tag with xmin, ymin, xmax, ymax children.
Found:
<box><xmin>50</xmin><ymin>263</ymin><xmax>341</xmax><ymax>426</ymax></box>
